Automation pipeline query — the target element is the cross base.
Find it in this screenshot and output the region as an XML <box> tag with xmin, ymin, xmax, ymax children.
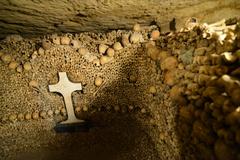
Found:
<box><xmin>54</xmin><ymin>121</ymin><xmax>90</xmax><ymax>133</ymax></box>
<box><xmin>60</xmin><ymin>119</ymin><xmax>85</xmax><ymax>124</ymax></box>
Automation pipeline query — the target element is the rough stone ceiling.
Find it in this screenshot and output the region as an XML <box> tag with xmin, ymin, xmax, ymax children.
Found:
<box><xmin>0</xmin><ymin>0</ymin><xmax>239</xmax><ymax>38</ymax></box>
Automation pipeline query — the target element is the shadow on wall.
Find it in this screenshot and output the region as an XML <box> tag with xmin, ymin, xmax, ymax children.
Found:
<box><xmin>13</xmin><ymin>50</ymin><xmax>202</xmax><ymax>159</ymax></box>
<box><xmin>16</xmin><ymin>61</ymin><xmax>161</xmax><ymax>160</ymax></box>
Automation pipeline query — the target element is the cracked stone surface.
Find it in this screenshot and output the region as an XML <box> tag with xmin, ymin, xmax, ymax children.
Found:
<box><xmin>0</xmin><ymin>0</ymin><xmax>239</xmax><ymax>38</ymax></box>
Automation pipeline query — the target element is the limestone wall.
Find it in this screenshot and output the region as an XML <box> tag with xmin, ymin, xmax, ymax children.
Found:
<box><xmin>0</xmin><ymin>0</ymin><xmax>239</xmax><ymax>38</ymax></box>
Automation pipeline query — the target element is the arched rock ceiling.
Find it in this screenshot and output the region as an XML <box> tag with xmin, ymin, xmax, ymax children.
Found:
<box><xmin>0</xmin><ymin>0</ymin><xmax>239</xmax><ymax>38</ymax></box>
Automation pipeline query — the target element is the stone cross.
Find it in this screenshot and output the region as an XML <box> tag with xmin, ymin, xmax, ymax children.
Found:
<box><xmin>49</xmin><ymin>72</ymin><xmax>84</xmax><ymax>124</ymax></box>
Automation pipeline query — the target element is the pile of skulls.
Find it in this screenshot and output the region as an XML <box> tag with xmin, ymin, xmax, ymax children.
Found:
<box><xmin>146</xmin><ymin>18</ymin><xmax>240</xmax><ymax>159</ymax></box>
<box><xmin>176</xmin><ymin>19</ymin><xmax>240</xmax><ymax>160</ymax></box>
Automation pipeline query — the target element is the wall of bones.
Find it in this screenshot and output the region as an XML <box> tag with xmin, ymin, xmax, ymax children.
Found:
<box><xmin>0</xmin><ymin>0</ymin><xmax>240</xmax><ymax>160</ymax></box>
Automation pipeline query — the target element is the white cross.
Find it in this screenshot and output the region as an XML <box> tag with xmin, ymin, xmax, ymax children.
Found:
<box><xmin>49</xmin><ymin>72</ymin><xmax>84</xmax><ymax>124</ymax></box>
